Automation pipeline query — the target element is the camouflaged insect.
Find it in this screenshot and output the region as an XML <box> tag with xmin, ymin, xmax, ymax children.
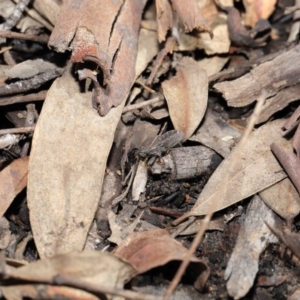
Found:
<box><xmin>139</xmin><ymin>130</ymin><xmax>184</xmax><ymax>158</ymax></box>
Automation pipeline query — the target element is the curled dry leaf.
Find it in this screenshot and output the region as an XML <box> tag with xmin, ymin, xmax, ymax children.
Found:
<box><xmin>3</xmin><ymin>251</ymin><xmax>135</xmax><ymax>298</ymax></box>
<box><xmin>174</xmin><ymin>120</ymin><xmax>287</xmax><ymax>224</ymax></box>
<box><xmin>114</xmin><ymin>229</ymin><xmax>210</xmax><ymax>290</ymax></box>
<box><xmin>242</xmin><ymin>0</ymin><xmax>277</xmax><ymax>28</ymax></box>
<box><xmin>162</xmin><ymin>57</ymin><xmax>208</xmax><ymax>140</ymax></box>
<box><xmin>49</xmin><ymin>0</ymin><xmax>146</xmax><ymax>115</ymax></box>
<box><xmin>0</xmin><ymin>156</ymin><xmax>28</xmax><ymax>218</ymax></box>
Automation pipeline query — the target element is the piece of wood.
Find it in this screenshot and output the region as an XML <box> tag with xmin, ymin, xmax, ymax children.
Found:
<box><xmin>214</xmin><ymin>45</ymin><xmax>300</xmax><ymax>108</ymax></box>
<box><xmin>150</xmin><ymin>146</ymin><xmax>222</xmax><ymax>180</ymax></box>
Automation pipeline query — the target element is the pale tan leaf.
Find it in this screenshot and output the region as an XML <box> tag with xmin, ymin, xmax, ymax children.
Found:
<box><xmin>132</xmin><ymin>160</ymin><xmax>148</xmax><ymax>201</ymax></box>
<box><xmin>260</xmin><ymin>178</ymin><xmax>300</xmax><ymax>222</ymax></box>
<box><xmin>197</xmin><ymin>56</ymin><xmax>229</xmax><ymax>77</ymax></box>
<box><xmin>0</xmin><ymin>157</ymin><xmax>28</xmax><ymax>218</ymax></box>
<box><xmin>243</xmin><ymin>0</ymin><xmax>277</xmax><ymax>27</ymax></box>
<box><xmin>162</xmin><ymin>57</ymin><xmax>208</xmax><ymax>140</ymax></box>
<box><xmin>27</xmin><ymin>65</ymin><xmax>127</xmax><ymax>258</ymax></box>
<box><xmin>179</xmin><ymin>120</ymin><xmax>287</xmax><ymax>219</ymax></box>
<box><xmin>6</xmin><ymin>251</ymin><xmax>135</xmax><ymax>294</ymax></box>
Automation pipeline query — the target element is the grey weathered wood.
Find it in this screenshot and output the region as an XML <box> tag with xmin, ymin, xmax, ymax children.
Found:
<box><xmin>150</xmin><ymin>146</ymin><xmax>222</xmax><ymax>180</ymax></box>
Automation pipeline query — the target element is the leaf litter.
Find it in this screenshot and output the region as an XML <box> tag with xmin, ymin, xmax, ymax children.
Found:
<box><xmin>0</xmin><ymin>0</ymin><xmax>300</xmax><ymax>299</ymax></box>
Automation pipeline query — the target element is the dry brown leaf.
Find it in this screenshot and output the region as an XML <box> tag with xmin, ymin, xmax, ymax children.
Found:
<box><xmin>243</xmin><ymin>0</ymin><xmax>277</xmax><ymax>27</ymax></box>
<box><xmin>162</xmin><ymin>57</ymin><xmax>208</xmax><ymax>140</ymax></box>
<box><xmin>214</xmin><ymin>45</ymin><xmax>300</xmax><ymax>108</ymax></box>
<box><xmin>114</xmin><ymin>229</ymin><xmax>210</xmax><ymax>290</ymax></box>
<box><xmin>175</xmin><ymin>120</ymin><xmax>287</xmax><ymax>222</ymax></box>
<box><xmin>189</xmin><ymin>109</ymin><xmax>241</xmax><ymax>158</ymax></box>
<box><xmin>27</xmin><ymin>64</ymin><xmax>128</xmax><ymax>258</ymax></box>
<box><xmin>0</xmin><ymin>156</ymin><xmax>28</xmax><ymax>218</ymax></box>
<box><xmin>4</xmin><ymin>251</ymin><xmax>135</xmax><ymax>298</ymax></box>
<box><xmin>170</xmin><ymin>0</ymin><xmax>212</xmax><ymax>35</ymax></box>
<box><xmin>260</xmin><ymin>178</ymin><xmax>300</xmax><ymax>222</ymax></box>
<box><xmin>49</xmin><ymin>0</ymin><xmax>146</xmax><ymax>115</ymax></box>
<box><xmin>155</xmin><ymin>0</ymin><xmax>173</xmax><ymax>42</ymax></box>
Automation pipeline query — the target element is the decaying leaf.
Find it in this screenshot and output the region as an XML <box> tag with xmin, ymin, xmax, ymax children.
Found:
<box><xmin>2</xmin><ymin>251</ymin><xmax>135</xmax><ymax>299</ymax></box>
<box><xmin>260</xmin><ymin>178</ymin><xmax>300</xmax><ymax>222</ymax></box>
<box><xmin>214</xmin><ymin>45</ymin><xmax>300</xmax><ymax>108</ymax></box>
<box><xmin>189</xmin><ymin>109</ymin><xmax>241</xmax><ymax>158</ymax></box>
<box><xmin>114</xmin><ymin>229</ymin><xmax>210</xmax><ymax>290</ymax></box>
<box><xmin>27</xmin><ymin>65</ymin><xmax>127</xmax><ymax>258</ymax></box>
<box><xmin>225</xmin><ymin>195</ymin><xmax>278</xmax><ymax>299</ymax></box>
<box><xmin>0</xmin><ymin>156</ymin><xmax>28</xmax><ymax>218</ymax></box>
<box><xmin>242</xmin><ymin>0</ymin><xmax>277</xmax><ymax>28</ymax></box>
<box><xmin>174</xmin><ymin>120</ymin><xmax>287</xmax><ymax>223</ymax></box>
<box><xmin>162</xmin><ymin>57</ymin><xmax>208</xmax><ymax>140</ymax></box>
<box><xmin>49</xmin><ymin>0</ymin><xmax>146</xmax><ymax>115</ymax></box>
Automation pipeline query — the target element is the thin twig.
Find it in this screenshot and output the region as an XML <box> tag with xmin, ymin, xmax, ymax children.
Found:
<box><xmin>0</xmin><ymin>126</ymin><xmax>35</xmax><ymax>135</ymax></box>
<box><xmin>0</xmin><ymin>0</ymin><xmax>31</xmax><ymax>32</ymax></box>
<box><xmin>0</xmin><ymin>69</ymin><xmax>62</xmax><ymax>96</ymax></box>
<box><xmin>0</xmin><ymin>90</ymin><xmax>47</xmax><ymax>106</ymax></box>
<box><xmin>0</xmin><ymin>31</ymin><xmax>49</xmax><ymax>44</ymax></box>
<box><xmin>163</xmin><ymin>90</ymin><xmax>267</xmax><ymax>300</ymax></box>
<box><xmin>123</xmin><ymin>95</ymin><xmax>165</xmax><ymax>113</ymax></box>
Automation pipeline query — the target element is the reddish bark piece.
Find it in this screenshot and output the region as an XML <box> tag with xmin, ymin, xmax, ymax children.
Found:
<box><xmin>49</xmin><ymin>0</ymin><xmax>146</xmax><ymax>115</ymax></box>
<box><xmin>155</xmin><ymin>0</ymin><xmax>173</xmax><ymax>42</ymax></box>
<box><xmin>170</xmin><ymin>0</ymin><xmax>212</xmax><ymax>36</ymax></box>
<box><xmin>271</xmin><ymin>142</ymin><xmax>300</xmax><ymax>195</ymax></box>
<box><xmin>283</xmin><ymin>105</ymin><xmax>300</xmax><ymax>130</ymax></box>
<box><xmin>162</xmin><ymin>57</ymin><xmax>208</xmax><ymax>140</ymax></box>
<box><xmin>0</xmin><ymin>156</ymin><xmax>29</xmax><ymax>218</ymax></box>
<box><xmin>114</xmin><ymin>229</ymin><xmax>210</xmax><ymax>289</ymax></box>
